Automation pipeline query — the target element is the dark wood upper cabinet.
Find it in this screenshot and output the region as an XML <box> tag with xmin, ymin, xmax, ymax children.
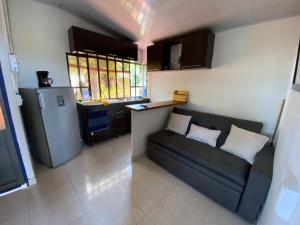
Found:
<box><xmin>147</xmin><ymin>29</ymin><xmax>215</xmax><ymax>71</ymax></box>
<box><xmin>147</xmin><ymin>43</ymin><xmax>164</xmax><ymax>71</ymax></box>
<box><xmin>181</xmin><ymin>31</ymin><xmax>214</xmax><ymax>69</ymax></box>
<box><xmin>68</xmin><ymin>26</ymin><xmax>138</xmax><ymax>60</ymax></box>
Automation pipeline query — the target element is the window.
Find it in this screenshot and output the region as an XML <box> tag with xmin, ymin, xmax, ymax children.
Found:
<box><xmin>67</xmin><ymin>53</ymin><xmax>147</xmax><ymax>100</ymax></box>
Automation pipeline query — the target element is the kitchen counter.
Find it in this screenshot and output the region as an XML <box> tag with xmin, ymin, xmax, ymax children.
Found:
<box><xmin>126</xmin><ymin>100</ymin><xmax>186</xmax><ymax>111</ymax></box>
<box><xmin>77</xmin><ymin>98</ymin><xmax>150</xmax><ymax>145</ymax></box>
<box><xmin>78</xmin><ymin>97</ymin><xmax>149</xmax><ymax>107</ymax></box>
<box><xmin>127</xmin><ymin>100</ymin><xmax>187</xmax><ymax>160</ymax></box>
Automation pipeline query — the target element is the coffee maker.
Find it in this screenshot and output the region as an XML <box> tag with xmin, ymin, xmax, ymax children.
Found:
<box><xmin>36</xmin><ymin>71</ymin><xmax>53</xmax><ymax>88</ymax></box>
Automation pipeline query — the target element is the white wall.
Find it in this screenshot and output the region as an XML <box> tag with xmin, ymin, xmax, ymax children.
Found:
<box><xmin>7</xmin><ymin>0</ymin><xmax>112</xmax><ymax>88</ymax></box>
<box><xmin>258</xmin><ymin>88</ymin><xmax>300</xmax><ymax>225</ymax></box>
<box><xmin>4</xmin><ymin>0</ymin><xmax>115</xmax><ymax>183</ymax></box>
<box><xmin>131</xmin><ymin>107</ymin><xmax>171</xmax><ymax>158</ymax></box>
<box><xmin>0</xmin><ymin>0</ymin><xmax>35</xmax><ymax>183</ymax></box>
<box><xmin>148</xmin><ymin>16</ymin><xmax>300</xmax><ymax>136</ymax></box>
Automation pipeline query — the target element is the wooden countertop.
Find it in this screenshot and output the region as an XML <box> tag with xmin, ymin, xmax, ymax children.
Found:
<box><xmin>77</xmin><ymin>98</ymin><xmax>150</xmax><ymax>109</ymax></box>
<box><xmin>126</xmin><ymin>100</ymin><xmax>186</xmax><ymax>112</ymax></box>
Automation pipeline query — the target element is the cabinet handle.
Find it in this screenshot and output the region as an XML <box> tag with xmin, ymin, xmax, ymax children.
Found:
<box><xmin>37</xmin><ymin>93</ymin><xmax>46</xmax><ymax>110</ymax></box>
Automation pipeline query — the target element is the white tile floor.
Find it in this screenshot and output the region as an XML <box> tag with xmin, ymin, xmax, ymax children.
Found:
<box><xmin>0</xmin><ymin>135</ymin><xmax>254</xmax><ymax>225</ymax></box>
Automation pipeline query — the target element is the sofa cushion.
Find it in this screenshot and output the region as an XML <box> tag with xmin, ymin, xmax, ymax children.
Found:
<box><xmin>186</xmin><ymin>124</ymin><xmax>221</xmax><ymax>147</ymax></box>
<box><xmin>173</xmin><ymin>107</ymin><xmax>263</xmax><ymax>147</ymax></box>
<box><xmin>166</xmin><ymin>112</ymin><xmax>192</xmax><ymax>135</ymax></box>
<box><xmin>221</xmin><ymin>125</ymin><xmax>269</xmax><ymax>164</ymax></box>
<box><xmin>149</xmin><ymin>130</ymin><xmax>251</xmax><ymax>187</ymax></box>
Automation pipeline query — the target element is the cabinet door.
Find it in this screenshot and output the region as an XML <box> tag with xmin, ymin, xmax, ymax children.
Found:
<box><xmin>111</xmin><ymin>114</ymin><xmax>128</xmax><ymax>135</ymax></box>
<box><xmin>0</xmin><ymin>82</ymin><xmax>24</xmax><ymax>193</ymax></box>
<box><xmin>68</xmin><ymin>26</ymin><xmax>138</xmax><ymax>60</ymax></box>
<box><xmin>147</xmin><ymin>44</ymin><xmax>164</xmax><ymax>71</ymax></box>
<box><xmin>38</xmin><ymin>88</ymin><xmax>82</xmax><ymax>167</ymax></box>
<box><xmin>181</xmin><ymin>31</ymin><xmax>212</xmax><ymax>69</ymax></box>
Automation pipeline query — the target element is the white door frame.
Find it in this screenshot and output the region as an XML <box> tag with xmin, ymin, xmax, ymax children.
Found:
<box><xmin>0</xmin><ymin>0</ymin><xmax>36</xmax><ymax>186</ymax></box>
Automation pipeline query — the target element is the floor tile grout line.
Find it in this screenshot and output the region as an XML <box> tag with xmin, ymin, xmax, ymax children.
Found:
<box><xmin>144</xmin><ymin>181</ymin><xmax>178</xmax><ymax>217</ymax></box>
<box><xmin>146</xmin><ymin>215</ymin><xmax>158</xmax><ymax>225</ymax></box>
<box><xmin>67</xmin><ymin>167</ymin><xmax>91</xmax><ymax>218</ymax></box>
<box><xmin>27</xmin><ymin>191</ymin><xmax>32</xmax><ymax>225</ymax></box>
<box><xmin>114</xmin><ymin>180</ymin><xmax>149</xmax><ymax>222</ymax></box>
<box><xmin>112</xmin><ymin>158</ymin><xmax>173</xmax><ymax>219</ymax></box>
<box><xmin>1</xmin><ymin>134</ymin><xmax>251</xmax><ymax>225</ymax></box>
<box><xmin>137</xmin><ymin>215</ymin><xmax>157</xmax><ymax>225</ymax></box>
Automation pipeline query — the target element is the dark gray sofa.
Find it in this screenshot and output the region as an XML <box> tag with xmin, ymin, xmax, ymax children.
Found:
<box><xmin>147</xmin><ymin>107</ymin><xmax>274</xmax><ymax>222</ymax></box>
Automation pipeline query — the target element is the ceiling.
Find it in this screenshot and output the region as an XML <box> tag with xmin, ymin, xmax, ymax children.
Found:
<box><xmin>34</xmin><ymin>0</ymin><xmax>300</xmax><ymax>48</ymax></box>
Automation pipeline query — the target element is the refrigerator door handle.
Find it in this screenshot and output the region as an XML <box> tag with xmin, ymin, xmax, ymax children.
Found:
<box><xmin>37</xmin><ymin>93</ymin><xmax>46</xmax><ymax>110</ymax></box>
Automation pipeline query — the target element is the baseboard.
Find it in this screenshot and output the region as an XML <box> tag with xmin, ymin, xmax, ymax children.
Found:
<box><xmin>27</xmin><ymin>177</ymin><xmax>37</xmax><ymax>186</ymax></box>
<box><xmin>0</xmin><ymin>183</ymin><xmax>27</xmax><ymax>197</ymax></box>
<box><xmin>131</xmin><ymin>152</ymin><xmax>146</xmax><ymax>161</ymax></box>
<box><xmin>292</xmin><ymin>84</ymin><xmax>300</xmax><ymax>92</ymax></box>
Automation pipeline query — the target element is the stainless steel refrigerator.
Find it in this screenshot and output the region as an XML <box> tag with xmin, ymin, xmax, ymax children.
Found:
<box><xmin>20</xmin><ymin>87</ymin><xmax>82</xmax><ymax>167</ymax></box>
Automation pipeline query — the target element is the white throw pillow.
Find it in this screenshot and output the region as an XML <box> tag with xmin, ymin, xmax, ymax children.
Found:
<box><xmin>166</xmin><ymin>113</ymin><xmax>191</xmax><ymax>135</ymax></box>
<box><xmin>221</xmin><ymin>125</ymin><xmax>269</xmax><ymax>164</ymax></box>
<box><xmin>186</xmin><ymin>124</ymin><xmax>221</xmax><ymax>147</ymax></box>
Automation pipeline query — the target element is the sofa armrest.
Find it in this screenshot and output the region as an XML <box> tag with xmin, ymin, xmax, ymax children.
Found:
<box><xmin>237</xmin><ymin>144</ymin><xmax>274</xmax><ymax>222</ymax></box>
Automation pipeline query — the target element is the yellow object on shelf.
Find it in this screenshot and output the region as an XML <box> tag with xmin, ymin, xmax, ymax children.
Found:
<box><xmin>79</xmin><ymin>99</ymin><xmax>110</xmax><ymax>106</ymax></box>
<box><xmin>173</xmin><ymin>90</ymin><xmax>189</xmax><ymax>102</ymax></box>
<box><xmin>102</xmin><ymin>100</ymin><xmax>109</xmax><ymax>107</ymax></box>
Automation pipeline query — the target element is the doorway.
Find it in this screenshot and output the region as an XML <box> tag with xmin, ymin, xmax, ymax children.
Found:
<box><xmin>0</xmin><ymin>62</ymin><xmax>26</xmax><ymax>193</ymax></box>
